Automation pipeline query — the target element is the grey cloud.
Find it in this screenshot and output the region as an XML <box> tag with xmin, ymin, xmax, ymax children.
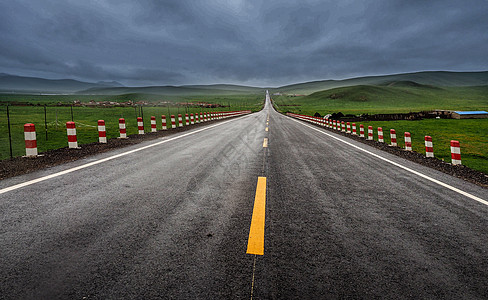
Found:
<box><xmin>1</xmin><ymin>0</ymin><xmax>487</xmax><ymax>86</ymax></box>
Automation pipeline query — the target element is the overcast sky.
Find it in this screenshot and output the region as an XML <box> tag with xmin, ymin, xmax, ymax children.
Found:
<box><xmin>1</xmin><ymin>0</ymin><xmax>487</xmax><ymax>87</ymax></box>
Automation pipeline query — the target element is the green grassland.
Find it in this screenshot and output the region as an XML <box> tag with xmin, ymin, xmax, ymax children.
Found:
<box><xmin>0</xmin><ymin>94</ymin><xmax>264</xmax><ymax>160</ymax></box>
<box><xmin>273</xmin><ymin>83</ymin><xmax>488</xmax><ymax>115</ymax></box>
<box><xmin>357</xmin><ymin>119</ymin><xmax>488</xmax><ymax>174</ymax></box>
<box><xmin>272</xmin><ymin>83</ymin><xmax>488</xmax><ymax>174</ymax></box>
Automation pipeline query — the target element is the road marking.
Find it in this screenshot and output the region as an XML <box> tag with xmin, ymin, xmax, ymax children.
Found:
<box><xmin>247</xmin><ymin>176</ymin><xmax>267</xmax><ymax>255</ymax></box>
<box><xmin>263</xmin><ymin>138</ymin><xmax>268</xmax><ymax>148</ymax></box>
<box><xmin>0</xmin><ymin>116</ymin><xmax>249</xmax><ymax>195</ymax></box>
<box><xmin>290</xmin><ymin>118</ymin><xmax>488</xmax><ymax>206</ymax></box>
<box><xmin>265</xmin><ymin>127</ymin><xmax>268</xmax><ymax>132</ymax></box>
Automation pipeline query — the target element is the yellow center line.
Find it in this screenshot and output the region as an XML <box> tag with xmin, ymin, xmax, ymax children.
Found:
<box><xmin>265</xmin><ymin>127</ymin><xmax>268</xmax><ymax>132</ymax></box>
<box><xmin>247</xmin><ymin>177</ymin><xmax>267</xmax><ymax>255</ymax></box>
<box><xmin>262</xmin><ymin>138</ymin><xmax>268</xmax><ymax>148</ymax></box>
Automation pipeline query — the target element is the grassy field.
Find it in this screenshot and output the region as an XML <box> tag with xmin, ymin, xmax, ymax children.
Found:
<box><xmin>356</xmin><ymin>119</ymin><xmax>488</xmax><ymax>174</ymax></box>
<box><xmin>272</xmin><ymin>84</ymin><xmax>488</xmax><ymax>174</ymax></box>
<box><xmin>0</xmin><ymin>94</ymin><xmax>264</xmax><ymax>160</ymax></box>
<box><xmin>272</xmin><ymin>84</ymin><xmax>488</xmax><ymax>115</ymax></box>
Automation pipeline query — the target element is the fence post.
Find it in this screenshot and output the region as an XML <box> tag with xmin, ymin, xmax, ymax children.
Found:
<box><xmin>44</xmin><ymin>105</ymin><xmax>48</xmax><ymax>140</ymax></box>
<box><xmin>390</xmin><ymin>129</ymin><xmax>397</xmax><ymax>146</ymax></box>
<box><xmin>151</xmin><ymin>116</ymin><xmax>157</xmax><ymax>132</ymax></box>
<box><xmin>7</xmin><ymin>104</ymin><xmax>13</xmax><ymax>158</ymax></box>
<box><xmin>138</xmin><ymin>117</ymin><xmax>144</xmax><ymax>134</ymax></box>
<box><xmin>425</xmin><ymin>136</ymin><xmax>434</xmax><ymax>157</ymax></box>
<box><xmin>24</xmin><ymin>123</ymin><xmax>38</xmax><ymax>157</ymax></box>
<box><xmin>404</xmin><ymin>132</ymin><xmax>412</xmax><ymax>151</ymax></box>
<box><xmin>66</xmin><ymin>121</ymin><xmax>78</xmax><ymax>148</ymax></box>
<box><xmin>119</xmin><ymin>118</ymin><xmax>127</xmax><ymax>138</ymax></box>
<box><xmin>378</xmin><ymin>127</ymin><xmax>384</xmax><ymax>142</ymax></box>
<box><xmin>368</xmin><ymin>126</ymin><xmax>373</xmax><ymax>140</ymax></box>
<box><xmin>450</xmin><ymin>140</ymin><xmax>462</xmax><ymax>165</ymax></box>
<box><xmin>161</xmin><ymin>115</ymin><xmax>167</xmax><ymax>130</ymax></box>
<box><xmin>98</xmin><ymin>120</ymin><xmax>107</xmax><ymax>143</ymax></box>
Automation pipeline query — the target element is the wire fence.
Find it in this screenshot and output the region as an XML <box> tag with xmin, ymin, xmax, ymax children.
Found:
<box><xmin>0</xmin><ymin>104</ymin><xmax>235</xmax><ymax>160</ymax></box>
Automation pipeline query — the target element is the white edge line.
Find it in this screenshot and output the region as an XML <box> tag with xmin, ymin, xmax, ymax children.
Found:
<box><xmin>289</xmin><ymin>117</ymin><xmax>488</xmax><ymax>206</ymax></box>
<box><xmin>0</xmin><ymin>115</ymin><xmax>250</xmax><ymax>195</ymax></box>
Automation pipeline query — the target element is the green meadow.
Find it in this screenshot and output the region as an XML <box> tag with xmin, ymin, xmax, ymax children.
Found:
<box><xmin>272</xmin><ymin>83</ymin><xmax>488</xmax><ymax>174</ymax></box>
<box><xmin>272</xmin><ymin>83</ymin><xmax>488</xmax><ymax>115</ymax></box>
<box><xmin>0</xmin><ymin>94</ymin><xmax>264</xmax><ymax>160</ymax></box>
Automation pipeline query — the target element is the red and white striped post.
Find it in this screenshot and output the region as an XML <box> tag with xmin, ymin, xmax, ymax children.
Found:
<box><xmin>425</xmin><ymin>136</ymin><xmax>434</xmax><ymax>157</ymax></box>
<box><xmin>24</xmin><ymin>123</ymin><xmax>38</xmax><ymax>157</ymax></box>
<box><xmin>171</xmin><ymin>115</ymin><xmax>176</xmax><ymax>129</ymax></box>
<box><xmin>161</xmin><ymin>115</ymin><xmax>167</xmax><ymax>130</ymax></box>
<box><xmin>341</xmin><ymin>121</ymin><xmax>346</xmax><ymax>132</ymax></box>
<box><xmin>119</xmin><ymin>118</ymin><xmax>127</xmax><ymax>138</ymax></box>
<box><xmin>390</xmin><ymin>129</ymin><xmax>397</xmax><ymax>146</ymax></box>
<box><xmin>450</xmin><ymin>140</ymin><xmax>462</xmax><ymax>165</ymax></box>
<box><xmin>332</xmin><ymin>120</ymin><xmax>336</xmax><ymax>130</ymax></box>
<box><xmin>190</xmin><ymin>113</ymin><xmax>195</xmax><ymax>125</ymax></box>
<box><xmin>346</xmin><ymin>122</ymin><xmax>351</xmax><ymax>133</ymax></box>
<box><xmin>137</xmin><ymin>117</ymin><xmax>144</xmax><ymax>134</ymax></box>
<box><xmin>195</xmin><ymin>113</ymin><xmax>200</xmax><ymax>123</ymax></box>
<box><xmin>98</xmin><ymin>120</ymin><xmax>107</xmax><ymax>143</ymax></box>
<box><xmin>178</xmin><ymin>114</ymin><xmax>183</xmax><ymax>127</ymax></box>
<box><xmin>200</xmin><ymin>113</ymin><xmax>204</xmax><ymax>122</ymax></box>
<box><xmin>66</xmin><ymin>121</ymin><xmax>78</xmax><ymax>148</ymax></box>
<box><xmin>151</xmin><ymin>116</ymin><xmax>157</xmax><ymax>132</ymax></box>
<box><xmin>185</xmin><ymin>114</ymin><xmax>189</xmax><ymax>126</ymax></box>
<box><xmin>352</xmin><ymin>123</ymin><xmax>357</xmax><ymax>135</ymax></box>
<box><xmin>377</xmin><ymin>127</ymin><xmax>384</xmax><ymax>142</ymax></box>
<box><xmin>203</xmin><ymin>112</ymin><xmax>207</xmax><ymax>122</ymax></box>
<box><xmin>404</xmin><ymin>132</ymin><xmax>412</xmax><ymax>151</ymax></box>
<box><xmin>359</xmin><ymin>124</ymin><xmax>364</xmax><ymax>137</ymax></box>
<box><xmin>368</xmin><ymin>126</ymin><xmax>373</xmax><ymax>140</ymax></box>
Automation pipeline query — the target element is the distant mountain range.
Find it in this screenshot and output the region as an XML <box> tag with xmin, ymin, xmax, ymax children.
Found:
<box><xmin>1</xmin><ymin>71</ymin><xmax>487</xmax><ymax>95</ymax></box>
<box><xmin>0</xmin><ymin>73</ymin><xmax>124</xmax><ymax>94</ymax></box>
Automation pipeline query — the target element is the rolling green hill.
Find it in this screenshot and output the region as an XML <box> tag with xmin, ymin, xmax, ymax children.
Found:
<box><xmin>76</xmin><ymin>85</ymin><xmax>263</xmax><ymax>96</ymax></box>
<box><xmin>273</xmin><ymin>83</ymin><xmax>488</xmax><ymax>115</ymax></box>
<box><xmin>272</xmin><ymin>71</ymin><xmax>488</xmax><ymax>95</ymax></box>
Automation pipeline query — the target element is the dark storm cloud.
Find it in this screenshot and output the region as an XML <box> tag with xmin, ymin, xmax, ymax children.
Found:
<box><xmin>1</xmin><ymin>0</ymin><xmax>487</xmax><ymax>86</ymax></box>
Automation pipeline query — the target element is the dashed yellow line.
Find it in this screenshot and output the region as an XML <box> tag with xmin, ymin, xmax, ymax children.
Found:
<box><xmin>263</xmin><ymin>138</ymin><xmax>268</xmax><ymax>148</ymax></box>
<box><xmin>247</xmin><ymin>177</ymin><xmax>267</xmax><ymax>255</ymax></box>
<box><xmin>265</xmin><ymin>127</ymin><xmax>268</xmax><ymax>132</ymax></box>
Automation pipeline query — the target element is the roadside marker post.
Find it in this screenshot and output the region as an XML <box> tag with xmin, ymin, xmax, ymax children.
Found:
<box><xmin>425</xmin><ymin>136</ymin><xmax>434</xmax><ymax>157</ymax></box>
<box><xmin>346</xmin><ymin>122</ymin><xmax>351</xmax><ymax>134</ymax></box>
<box><xmin>185</xmin><ymin>114</ymin><xmax>190</xmax><ymax>126</ymax></box>
<box><xmin>137</xmin><ymin>117</ymin><xmax>144</xmax><ymax>134</ymax></box>
<box><xmin>24</xmin><ymin>123</ymin><xmax>38</xmax><ymax>157</ymax></box>
<box><xmin>341</xmin><ymin>121</ymin><xmax>346</xmax><ymax>132</ymax></box>
<box><xmin>161</xmin><ymin>115</ymin><xmax>167</xmax><ymax>130</ymax></box>
<box><xmin>119</xmin><ymin>118</ymin><xmax>127</xmax><ymax>138</ymax></box>
<box><xmin>151</xmin><ymin>116</ymin><xmax>157</xmax><ymax>132</ymax></box>
<box><xmin>178</xmin><ymin>114</ymin><xmax>183</xmax><ymax>127</ymax></box>
<box><xmin>359</xmin><ymin>124</ymin><xmax>365</xmax><ymax>138</ymax></box>
<box><xmin>352</xmin><ymin>123</ymin><xmax>357</xmax><ymax>135</ymax></box>
<box><xmin>368</xmin><ymin>126</ymin><xmax>373</xmax><ymax>140</ymax></box>
<box><xmin>404</xmin><ymin>132</ymin><xmax>412</xmax><ymax>151</ymax></box>
<box><xmin>98</xmin><ymin>120</ymin><xmax>107</xmax><ymax>143</ymax></box>
<box><xmin>190</xmin><ymin>113</ymin><xmax>195</xmax><ymax>125</ymax></box>
<box><xmin>66</xmin><ymin>121</ymin><xmax>78</xmax><ymax>148</ymax></box>
<box><xmin>390</xmin><ymin>129</ymin><xmax>397</xmax><ymax>146</ymax></box>
<box><xmin>378</xmin><ymin>127</ymin><xmax>384</xmax><ymax>142</ymax></box>
<box><xmin>171</xmin><ymin>115</ymin><xmax>176</xmax><ymax>129</ymax></box>
<box><xmin>450</xmin><ymin>140</ymin><xmax>462</xmax><ymax>165</ymax></box>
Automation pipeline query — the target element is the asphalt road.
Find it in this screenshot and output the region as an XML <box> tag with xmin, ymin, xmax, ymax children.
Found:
<box><xmin>1</xmin><ymin>95</ymin><xmax>487</xmax><ymax>299</ymax></box>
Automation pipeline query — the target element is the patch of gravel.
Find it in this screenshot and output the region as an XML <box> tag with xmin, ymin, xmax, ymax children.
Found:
<box><xmin>0</xmin><ymin>120</ymin><xmax>219</xmax><ymax>181</ymax></box>
<box><xmin>318</xmin><ymin>124</ymin><xmax>488</xmax><ymax>188</ymax></box>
